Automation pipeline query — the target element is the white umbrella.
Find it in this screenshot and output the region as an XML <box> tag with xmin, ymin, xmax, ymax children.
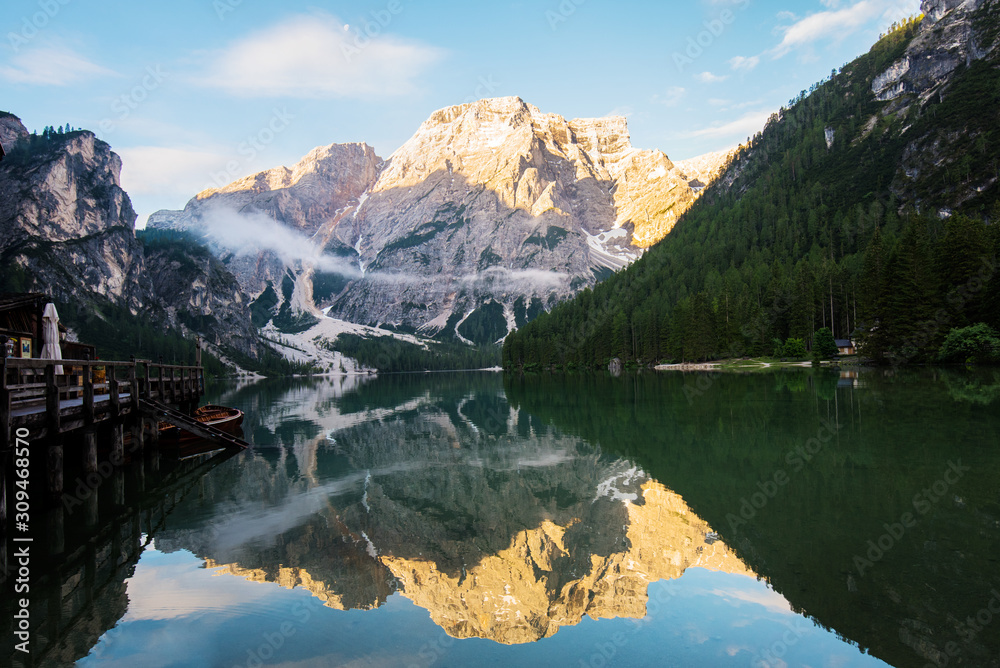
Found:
<box><xmin>41</xmin><ymin>302</ymin><xmax>64</xmax><ymax>374</ymax></box>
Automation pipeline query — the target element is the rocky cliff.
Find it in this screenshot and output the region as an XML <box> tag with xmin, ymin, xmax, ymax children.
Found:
<box><xmin>871</xmin><ymin>0</ymin><xmax>1000</xmax><ymax>212</ymax></box>
<box><xmin>873</xmin><ymin>0</ymin><xmax>989</xmax><ymax>102</ymax></box>
<box><xmin>0</xmin><ymin>117</ymin><xmax>147</xmax><ymax>313</ymax></box>
<box><xmin>0</xmin><ymin>112</ymin><xmax>263</xmax><ymax>363</ymax></box>
<box><xmin>150</xmin><ymin>98</ymin><xmax>718</xmax><ymax>343</ymax></box>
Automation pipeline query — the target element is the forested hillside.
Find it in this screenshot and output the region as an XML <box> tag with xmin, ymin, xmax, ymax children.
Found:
<box><xmin>503</xmin><ymin>12</ymin><xmax>1000</xmax><ymax>369</ymax></box>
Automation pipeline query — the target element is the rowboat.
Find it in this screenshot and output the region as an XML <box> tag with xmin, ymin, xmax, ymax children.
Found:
<box><xmin>159</xmin><ymin>404</ymin><xmax>244</xmax><ymax>442</ymax></box>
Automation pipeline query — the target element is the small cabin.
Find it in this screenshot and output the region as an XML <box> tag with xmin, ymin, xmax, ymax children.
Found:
<box><xmin>0</xmin><ymin>292</ymin><xmax>95</xmax><ymax>360</ymax></box>
<box><xmin>835</xmin><ymin>339</ymin><xmax>856</xmax><ymax>356</ymax></box>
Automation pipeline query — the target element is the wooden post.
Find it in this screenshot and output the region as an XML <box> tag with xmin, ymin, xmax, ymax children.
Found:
<box><xmin>130</xmin><ymin>419</ymin><xmax>145</xmax><ymax>454</ymax></box>
<box><xmin>1</xmin><ymin>342</ymin><xmax>9</xmax><ymax>450</ymax></box>
<box><xmin>83</xmin><ymin>430</ymin><xmax>98</xmax><ymax>473</ymax></box>
<box><xmin>48</xmin><ymin>439</ymin><xmax>63</xmax><ymax>495</ymax></box>
<box><xmin>128</xmin><ymin>356</ymin><xmax>137</xmax><ymax>408</ymax></box>
<box><xmin>83</xmin><ymin>358</ymin><xmax>95</xmax><ymax>426</ymax></box>
<box><xmin>109</xmin><ymin>364</ymin><xmax>120</xmax><ymax>418</ymax></box>
<box><xmin>195</xmin><ymin>336</ymin><xmax>202</xmax><ymax>367</ymax></box>
<box><xmin>112</xmin><ymin>469</ymin><xmax>125</xmax><ymax>507</ymax></box>
<box><xmin>48</xmin><ymin>505</ymin><xmax>65</xmax><ymax>556</ymax></box>
<box><xmin>170</xmin><ymin>365</ymin><xmax>177</xmax><ymax>404</ymax></box>
<box><xmin>111</xmin><ymin>424</ymin><xmax>124</xmax><ymax>467</ymax></box>
<box><xmin>45</xmin><ymin>363</ymin><xmax>61</xmax><ymax>435</ymax></box>
<box><xmin>0</xmin><ymin>447</ymin><xmax>6</xmax><ymax>528</ymax></box>
<box><xmin>84</xmin><ymin>488</ymin><xmax>98</xmax><ymax>528</ymax></box>
<box><xmin>144</xmin><ymin>416</ymin><xmax>159</xmax><ymax>447</ymax></box>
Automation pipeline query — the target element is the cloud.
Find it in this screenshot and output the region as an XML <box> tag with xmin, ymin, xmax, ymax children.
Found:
<box><xmin>0</xmin><ymin>44</ymin><xmax>117</xmax><ymax>85</ymax></box>
<box><xmin>689</xmin><ymin>110</ymin><xmax>772</xmax><ymax>139</ymax></box>
<box><xmin>459</xmin><ymin>267</ymin><xmax>569</xmax><ymax>291</ymax></box>
<box><xmin>770</xmin><ymin>0</ymin><xmax>921</xmax><ymax>58</ymax></box>
<box><xmin>196</xmin><ymin>12</ymin><xmax>444</xmax><ymax>99</ymax></box>
<box><xmin>652</xmin><ymin>86</ymin><xmax>687</xmax><ymax>107</ymax></box>
<box><xmin>728</xmin><ymin>55</ymin><xmax>760</xmax><ymax>72</ymax></box>
<box><xmin>604</xmin><ymin>106</ymin><xmax>634</xmax><ymax>118</ymax></box>
<box><xmin>696</xmin><ymin>71</ymin><xmax>728</xmax><ymax>83</ymax></box>
<box><xmin>118</xmin><ymin>146</ymin><xmax>229</xmax><ymax>200</ymax></box>
<box><xmin>197</xmin><ymin>206</ymin><xmax>362</xmax><ymax>277</ymax></box>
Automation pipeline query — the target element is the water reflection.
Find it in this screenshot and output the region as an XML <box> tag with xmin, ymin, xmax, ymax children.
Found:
<box><xmin>158</xmin><ymin>375</ymin><xmax>755</xmax><ymax>645</ymax></box>
<box><xmin>8</xmin><ymin>368</ymin><xmax>995</xmax><ymax>666</ymax></box>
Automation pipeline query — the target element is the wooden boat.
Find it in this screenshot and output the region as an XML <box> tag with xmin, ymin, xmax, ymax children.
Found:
<box><xmin>159</xmin><ymin>404</ymin><xmax>244</xmax><ymax>442</ymax></box>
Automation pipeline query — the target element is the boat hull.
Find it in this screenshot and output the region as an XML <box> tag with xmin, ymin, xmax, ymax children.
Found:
<box><xmin>159</xmin><ymin>405</ymin><xmax>244</xmax><ymax>443</ymax></box>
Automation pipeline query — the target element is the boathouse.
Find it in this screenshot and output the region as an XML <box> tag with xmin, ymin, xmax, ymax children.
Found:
<box><xmin>2</xmin><ymin>293</ymin><xmax>247</xmax><ymax>525</ymax></box>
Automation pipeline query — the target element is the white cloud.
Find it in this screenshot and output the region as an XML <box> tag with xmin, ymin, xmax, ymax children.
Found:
<box><xmin>689</xmin><ymin>110</ymin><xmax>772</xmax><ymax>139</ymax></box>
<box><xmin>604</xmin><ymin>106</ymin><xmax>634</xmax><ymax>118</ymax></box>
<box><xmin>770</xmin><ymin>0</ymin><xmax>921</xmax><ymax>58</ymax></box>
<box><xmin>696</xmin><ymin>71</ymin><xmax>728</xmax><ymax>83</ymax></box>
<box><xmin>652</xmin><ymin>86</ymin><xmax>687</xmax><ymax>107</ymax></box>
<box><xmin>0</xmin><ymin>44</ymin><xmax>117</xmax><ymax>85</ymax></box>
<box><xmin>728</xmin><ymin>55</ymin><xmax>760</xmax><ymax>72</ymax></box>
<box><xmin>197</xmin><ymin>206</ymin><xmax>362</xmax><ymax>277</ymax></box>
<box><xmin>196</xmin><ymin>12</ymin><xmax>444</xmax><ymax>99</ymax></box>
<box><xmin>118</xmin><ymin>146</ymin><xmax>229</xmax><ymax>200</ymax></box>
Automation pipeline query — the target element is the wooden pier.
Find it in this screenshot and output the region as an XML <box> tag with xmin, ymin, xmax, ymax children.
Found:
<box><xmin>0</xmin><ymin>351</ymin><xmax>245</xmax><ymax>527</ymax></box>
<box><xmin>2</xmin><ymin>357</ymin><xmax>205</xmax><ymax>446</ymax></box>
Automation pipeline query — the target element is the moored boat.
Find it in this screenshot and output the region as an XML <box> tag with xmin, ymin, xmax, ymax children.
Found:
<box><xmin>159</xmin><ymin>404</ymin><xmax>244</xmax><ymax>442</ymax></box>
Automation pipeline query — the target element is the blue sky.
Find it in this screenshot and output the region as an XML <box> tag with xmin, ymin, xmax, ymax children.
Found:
<box><xmin>2</xmin><ymin>0</ymin><xmax>921</xmax><ymax>225</ymax></box>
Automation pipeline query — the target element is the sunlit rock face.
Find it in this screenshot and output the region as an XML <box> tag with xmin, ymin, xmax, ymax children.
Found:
<box><xmin>378</xmin><ymin>481</ymin><xmax>751</xmax><ymax>644</ymax></box>
<box><xmin>150</xmin><ymin>98</ymin><xmax>724</xmax><ymax>340</ymax></box>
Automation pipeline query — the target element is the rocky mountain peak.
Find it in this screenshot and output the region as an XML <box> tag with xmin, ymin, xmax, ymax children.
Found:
<box><xmin>151</xmin><ymin>98</ymin><xmax>729</xmax><ymax>344</ymax></box>
<box><xmin>197</xmin><ymin>142</ymin><xmax>380</xmax><ymax>202</ymax></box>
<box><xmin>0</xmin><ymin>111</ymin><xmax>29</xmax><ymax>151</ymax></box>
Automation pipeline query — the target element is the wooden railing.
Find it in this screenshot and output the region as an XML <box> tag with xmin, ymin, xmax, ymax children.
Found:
<box><xmin>1</xmin><ymin>357</ymin><xmax>204</xmax><ymax>447</ymax></box>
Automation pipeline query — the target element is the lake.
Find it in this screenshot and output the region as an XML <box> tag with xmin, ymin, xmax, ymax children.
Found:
<box><xmin>4</xmin><ymin>368</ymin><xmax>1000</xmax><ymax>667</ymax></box>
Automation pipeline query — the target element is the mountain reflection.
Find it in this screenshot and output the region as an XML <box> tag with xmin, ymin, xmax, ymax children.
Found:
<box><xmin>156</xmin><ymin>373</ymin><xmax>754</xmax><ymax>644</ymax></box>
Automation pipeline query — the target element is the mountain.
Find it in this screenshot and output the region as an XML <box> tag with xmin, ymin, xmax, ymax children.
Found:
<box><xmin>0</xmin><ymin>115</ymin><xmax>267</xmax><ymax>367</ymax></box>
<box><xmin>503</xmin><ymin>0</ymin><xmax>1000</xmax><ymax>368</ymax></box>
<box><xmin>150</xmin><ymin>98</ymin><xmax>723</xmax><ymax>345</ymax></box>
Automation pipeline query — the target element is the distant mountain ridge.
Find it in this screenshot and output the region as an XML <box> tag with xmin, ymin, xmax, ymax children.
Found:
<box><xmin>503</xmin><ymin>0</ymin><xmax>1000</xmax><ymax>368</ymax></box>
<box><xmin>151</xmin><ymin>97</ymin><xmax>731</xmax><ymax>344</ymax></box>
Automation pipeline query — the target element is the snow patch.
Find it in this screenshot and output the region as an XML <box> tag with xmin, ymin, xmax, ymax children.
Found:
<box><xmin>593</xmin><ymin>466</ymin><xmax>643</xmax><ymax>505</ymax></box>
<box><xmin>361</xmin><ymin>531</ymin><xmax>379</xmax><ymax>559</ymax></box>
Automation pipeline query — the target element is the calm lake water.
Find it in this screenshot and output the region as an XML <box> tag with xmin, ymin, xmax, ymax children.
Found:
<box><xmin>4</xmin><ymin>368</ymin><xmax>1000</xmax><ymax>667</ymax></box>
